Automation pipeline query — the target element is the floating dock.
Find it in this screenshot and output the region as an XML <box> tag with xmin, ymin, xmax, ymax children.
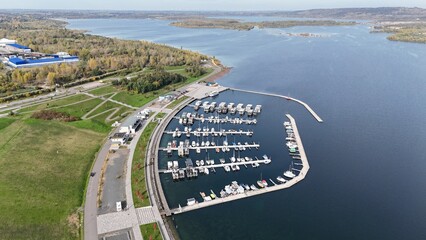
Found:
<box><xmin>170</xmin><ymin>114</ymin><xmax>310</xmax><ymax>214</ymax></box>
<box><xmin>164</xmin><ymin>129</ymin><xmax>254</xmax><ymax>137</ymax></box>
<box><xmin>159</xmin><ymin>158</ymin><xmax>271</xmax><ymax>174</ymax></box>
<box><xmin>160</xmin><ymin>143</ymin><xmax>260</xmax><ymax>152</ymax></box>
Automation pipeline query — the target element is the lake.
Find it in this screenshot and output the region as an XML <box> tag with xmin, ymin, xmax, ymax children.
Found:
<box><xmin>67</xmin><ymin>18</ymin><xmax>426</xmax><ymax>240</ymax></box>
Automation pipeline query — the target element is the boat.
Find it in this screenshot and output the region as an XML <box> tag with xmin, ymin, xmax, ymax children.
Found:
<box><xmin>219</xmin><ymin>158</ymin><xmax>225</xmax><ymax>164</ymax></box>
<box><xmin>204</xmin><ymin>168</ymin><xmax>210</xmax><ymax>175</ymax></box>
<box><xmin>196</xmin><ymin>147</ymin><xmax>201</xmax><ymax>154</ymax></box>
<box><xmin>262</xmin><ymin>180</ymin><xmax>268</xmax><ymax>187</ymax></box>
<box><xmin>250</xmin><ymin>184</ymin><xmax>258</xmax><ymax>190</ymax></box>
<box><xmin>235</xmin><ymin>165</ymin><xmax>240</xmax><ymax>171</ymax></box>
<box><xmin>277</xmin><ymin>176</ymin><xmax>287</xmax><ymax>183</ymax></box>
<box><xmin>187</xmin><ymin>198</ymin><xmax>197</xmax><ymax>206</ymax></box>
<box><xmin>283</xmin><ymin>163</ymin><xmax>296</xmax><ymax>178</ymax></box>
<box><xmin>167</xmin><ymin>161</ymin><xmax>173</xmax><ymax>170</ymax></box>
<box><xmin>243</xmin><ymin>184</ymin><xmax>250</xmax><ymax>191</ymax></box>
<box><xmin>209</xmin><ymin>91</ymin><xmax>219</xmax><ymax>97</ymax></box>
<box><xmin>231</xmin><ymin>165</ymin><xmax>238</xmax><ymax>171</ymax></box>
<box><xmin>200</xmin><ymin>160</ymin><xmax>205</xmax><ymax>166</ymax></box>
<box><xmin>210</xmin><ymin>190</ymin><xmax>217</xmax><ymax>199</ymax></box>
<box><xmin>195</xmin><ymin>160</ymin><xmax>200</xmax><ymax>166</ymax></box>
<box><xmin>257</xmin><ymin>180</ymin><xmax>265</xmax><ymax>188</ymax></box>
<box><xmin>224</xmin><ymin>165</ymin><xmax>231</xmax><ymax>172</ymax></box>
<box><xmin>200</xmin><ymin>192</ymin><xmax>206</xmax><ymax>198</ymax></box>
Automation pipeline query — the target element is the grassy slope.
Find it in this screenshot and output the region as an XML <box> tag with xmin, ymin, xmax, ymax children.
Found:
<box><xmin>140</xmin><ymin>223</ymin><xmax>162</xmax><ymax>240</ymax></box>
<box><xmin>18</xmin><ymin>94</ymin><xmax>91</xmax><ymax>113</ymax></box>
<box><xmin>165</xmin><ymin>96</ymin><xmax>189</xmax><ymax>109</ymax></box>
<box><xmin>0</xmin><ymin>118</ymin><xmax>15</xmax><ymax>130</ymax></box>
<box><xmin>132</xmin><ymin>121</ymin><xmax>158</xmax><ymax>208</ymax></box>
<box><xmin>0</xmin><ymin>118</ymin><xmax>104</xmax><ymax>239</ymax></box>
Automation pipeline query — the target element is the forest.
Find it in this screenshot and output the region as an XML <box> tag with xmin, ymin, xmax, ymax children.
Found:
<box><xmin>0</xmin><ymin>14</ymin><xmax>207</xmax><ymax>96</ymax></box>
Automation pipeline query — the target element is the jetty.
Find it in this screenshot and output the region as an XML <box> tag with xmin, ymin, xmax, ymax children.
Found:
<box><xmin>164</xmin><ymin>129</ymin><xmax>254</xmax><ymax>137</ymax></box>
<box><xmin>170</xmin><ymin>114</ymin><xmax>310</xmax><ymax>214</ymax></box>
<box><xmin>230</xmin><ymin>88</ymin><xmax>323</xmax><ymax>123</ymax></box>
<box><xmin>160</xmin><ymin>142</ymin><xmax>260</xmax><ymax>152</ymax></box>
<box><xmin>159</xmin><ymin>157</ymin><xmax>271</xmax><ymax>174</ymax></box>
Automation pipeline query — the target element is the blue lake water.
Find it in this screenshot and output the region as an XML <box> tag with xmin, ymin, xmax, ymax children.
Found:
<box><xmin>67</xmin><ymin>18</ymin><xmax>426</xmax><ymax>240</ymax></box>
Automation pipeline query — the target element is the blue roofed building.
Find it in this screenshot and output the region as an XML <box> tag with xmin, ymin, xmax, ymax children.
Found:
<box><xmin>6</xmin><ymin>54</ymin><xmax>79</xmax><ymax>68</ymax></box>
<box><xmin>5</xmin><ymin>43</ymin><xmax>32</xmax><ymax>53</ymax></box>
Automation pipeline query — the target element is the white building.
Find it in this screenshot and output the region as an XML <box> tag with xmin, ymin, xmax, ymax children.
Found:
<box><xmin>111</xmin><ymin>132</ymin><xmax>129</xmax><ymax>145</ymax></box>
<box><xmin>0</xmin><ymin>38</ymin><xmax>16</xmax><ymax>45</ymax></box>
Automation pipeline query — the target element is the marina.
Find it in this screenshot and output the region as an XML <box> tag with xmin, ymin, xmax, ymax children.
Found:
<box><xmin>169</xmin><ymin>113</ymin><xmax>310</xmax><ymax>214</ymax></box>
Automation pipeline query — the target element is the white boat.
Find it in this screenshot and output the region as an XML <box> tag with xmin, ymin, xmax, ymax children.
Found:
<box><xmin>283</xmin><ymin>163</ymin><xmax>296</xmax><ymax>178</ymax></box>
<box><xmin>187</xmin><ymin>198</ymin><xmax>197</xmax><ymax>206</ymax></box>
<box><xmin>206</xmin><ymin>141</ymin><xmax>210</xmax><ymax>146</ymax></box>
<box><xmin>209</xmin><ymin>91</ymin><xmax>219</xmax><ymax>97</ymax></box>
<box><xmin>167</xmin><ymin>161</ymin><xmax>173</xmax><ymax>169</ymax></box>
<box><xmin>191</xmin><ymin>141</ymin><xmax>196</xmax><ymax>147</ymax></box>
<box><xmin>231</xmin><ymin>165</ymin><xmax>238</xmax><ymax>171</ymax></box>
<box><xmin>277</xmin><ymin>176</ymin><xmax>287</xmax><ymax>183</ymax></box>
<box><xmin>200</xmin><ymin>160</ymin><xmax>205</xmax><ymax>166</ymax></box>
<box><xmin>219</xmin><ymin>158</ymin><xmax>225</xmax><ymax>164</ymax></box>
<box><xmin>230</xmin><ymin>156</ymin><xmax>236</xmax><ymax>163</ymax></box>
<box><xmin>284</xmin><ymin>170</ymin><xmax>296</xmax><ymax>178</ymax></box>
<box><xmin>250</xmin><ymin>184</ymin><xmax>258</xmax><ymax>190</ymax></box>
<box><xmin>196</xmin><ymin>147</ymin><xmax>201</xmax><ymax>154</ymax></box>
<box><xmin>224</xmin><ymin>165</ymin><xmax>231</xmax><ymax>172</ymax></box>
<box><xmin>205</xmin><ymin>168</ymin><xmax>210</xmax><ymax>175</ymax></box>
<box><xmin>195</xmin><ymin>160</ymin><xmax>200</xmax><ymax>166</ymax></box>
<box><xmin>235</xmin><ymin>165</ymin><xmax>240</xmax><ymax>171</ymax></box>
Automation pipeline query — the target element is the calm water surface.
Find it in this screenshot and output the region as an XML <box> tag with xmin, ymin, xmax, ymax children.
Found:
<box><xmin>68</xmin><ymin>18</ymin><xmax>426</xmax><ymax>240</ymax></box>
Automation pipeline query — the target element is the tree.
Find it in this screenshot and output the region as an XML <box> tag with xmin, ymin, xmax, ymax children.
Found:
<box><xmin>47</xmin><ymin>72</ymin><xmax>56</xmax><ymax>86</ymax></box>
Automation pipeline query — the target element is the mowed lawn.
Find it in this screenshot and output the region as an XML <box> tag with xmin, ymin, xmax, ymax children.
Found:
<box><xmin>0</xmin><ymin>117</ymin><xmax>105</xmax><ymax>239</ymax></box>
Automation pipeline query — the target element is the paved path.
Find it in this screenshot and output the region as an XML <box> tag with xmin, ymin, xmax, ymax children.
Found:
<box><xmin>84</xmin><ymin>141</ymin><xmax>112</xmax><ymax>240</ymax></box>
<box><xmin>97</xmin><ymin>210</ymin><xmax>139</xmax><ymax>235</ymax></box>
<box><xmin>136</xmin><ymin>207</ymin><xmax>157</xmax><ymax>225</ymax></box>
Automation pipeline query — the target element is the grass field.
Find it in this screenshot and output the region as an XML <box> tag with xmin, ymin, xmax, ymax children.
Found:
<box><xmin>88</xmin><ymin>85</ymin><xmax>118</xmax><ymax>96</ymax></box>
<box><xmin>55</xmin><ymin>98</ymin><xmax>103</xmax><ymax>118</ymax></box>
<box><xmin>112</xmin><ymin>91</ymin><xmax>157</xmax><ymax>108</ymax></box>
<box><xmin>166</xmin><ymin>96</ymin><xmax>190</xmax><ymax>109</ymax></box>
<box><xmin>0</xmin><ymin>118</ymin><xmax>15</xmax><ymax>130</ymax></box>
<box><xmin>140</xmin><ymin>223</ymin><xmax>162</xmax><ymax>240</ymax></box>
<box><xmin>18</xmin><ymin>94</ymin><xmax>92</xmax><ymax>113</ymax></box>
<box><xmin>0</xmin><ymin>118</ymin><xmax>105</xmax><ymax>239</ymax></box>
<box><xmin>132</xmin><ymin>121</ymin><xmax>158</xmax><ymax>208</ymax></box>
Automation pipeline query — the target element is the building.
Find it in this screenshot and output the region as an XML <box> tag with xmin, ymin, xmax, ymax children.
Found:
<box><xmin>0</xmin><ymin>38</ymin><xmax>16</xmax><ymax>45</ymax></box>
<box><xmin>4</xmin><ymin>43</ymin><xmax>32</xmax><ymax>53</ymax></box>
<box><xmin>119</xmin><ymin>119</ymin><xmax>142</xmax><ymax>134</ymax></box>
<box><xmin>111</xmin><ymin>132</ymin><xmax>129</xmax><ymax>145</ymax></box>
<box><xmin>6</xmin><ymin>54</ymin><xmax>79</xmax><ymax>68</ymax></box>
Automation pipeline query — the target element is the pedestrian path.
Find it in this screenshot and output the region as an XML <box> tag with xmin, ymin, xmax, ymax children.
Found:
<box><xmin>136</xmin><ymin>207</ymin><xmax>157</xmax><ymax>225</ymax></box>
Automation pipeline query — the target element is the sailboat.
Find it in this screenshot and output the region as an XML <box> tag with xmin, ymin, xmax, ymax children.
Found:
<box><xmin>257</xmin><ymin>172</ymin><xmax>265</xmax><ymax>188</ymax></box>
<box><xmin>283</xmin><ymin>162</ymin><xmax>296</xmax><ymax>178</ymax></box>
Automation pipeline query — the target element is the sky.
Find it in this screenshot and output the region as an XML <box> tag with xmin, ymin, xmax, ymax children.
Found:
<box><xmin>1</xmin><ymin>0</ymin><xmax>425</xmax><ymax>11</ymax></box>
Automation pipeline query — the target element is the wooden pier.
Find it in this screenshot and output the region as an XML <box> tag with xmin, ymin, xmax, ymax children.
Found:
<box><xmin>170</xmin><ymin>114</ymin><xmax>310</xmax><ymax>214</ymax></box>
<box><xmin>230</xmin><ymin>88</ymin><xmax>323</xmax><ymax>123</ymax></box>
